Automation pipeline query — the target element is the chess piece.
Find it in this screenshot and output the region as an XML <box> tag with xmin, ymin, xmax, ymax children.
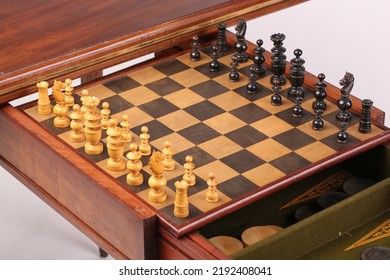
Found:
<box><xmin>36</xmin><ymin>81</ymin><xmax>51</xmax><ymax>114</ymax></box>
<box><xmin>162</xmin><ymin>140</ymin><xmax>175</xmax><ymax>171</ymax></box>
<box><xmin>52</xmin><ymin>81</ymin><xmax>70</xmax><ymax>128</ymax></box>
<box><xmin>64</xmin><ymin>78</ymin><xmax>75</xmax><ymax>107</ymax></box>
<box><xmin>139</xmin><ymin>126</ymin><xmax>152</xmax><ymax>156</ymax></box>
<box><xmin>271</xmin><ymin>80</ymin><xmax>282</xmax><ymax>106</ymax></box>
<box><xmin>234</xmin><ymin>19</ymin><xmax>248</xmax><ymax>63</ymax></box>
<box><xmin>209</xmin><ymin>45</ymin><xmax>220</xmax><ymax>72</ymax></box>
<box><xmin>190</xmin><ymin>35</ymin><xmax>201</xmax><ymax>61</ymax></box>
<box><xmin>252</xmin><ymin>39</ymin><xmax>265</xmax><ymax>76</ymax></box>
<box><xmin>312</xmin><ymin>109</ymin><xmax>324</xmax><ymax>131</ymax></box>
<box><xmin>292</xmin><ymin>96</ymin><xmax>303</xmax><ymax>118</ymax></box>
<box><xmin>174</xmin><ymin>180</ymin><xmax>189</xmax><ymax>218</ymax></box>
<box><xmin>337</xmin><ymin>121</ymin><xmax>349</xmax><ymax>144</ymax></box>
<box><xmin>217</xmin><ymin>23</ymin><xmax>228</xmax><ymax>52</ymax></box>
<box><xmin>51</xmin><ymin>79</ymin><xmax>65</xmax><ymax>102</ymax></box>
<box><xmin>229</xmin><ymin>55</ymin><xmax>240</xmax><ymax>82</ymax></box>
<box><xmin>100</xmin><ymin>102</ymin><xmax>111</xmax><ymax>130</ymax></box>
<box><xmin>126</xmin><ymin>143</ymin><xmax>143</xmax><ymax>186</ymax></box>
<box><xmin>106</xmin><ymin>118</ymin><xmax>126</xmax><ymax>171</ymax></box>
<box><xmin>287</xmin><ymin>49</ymin><xmax>305</xmax><ymax>98</ymax></box>
<box><xmin>270</xmin><ymin>33</ymin><xmax>287</xmax><ymax>86</ymax></box>
<box><xmin>336</xmin><ymin>72</ymin><xmax>354</xmax><ymax>123</ymax></box>
<box><xmin>246</xmin><ymin>67</ymin><xmax>258</xmax><ymax>94</ymax></box>
<box><xmin>83</xmin><ymin>96</ymin><xmax>103</xmax><ymax>155</ymax></box>
<box><xmin>120</xmin><ymin>114</ymin><xmax>132</xmax><ymax>142</ymax></box>
<box><xmin>312</xmin><ymin>73</ymin><xmax>328</xmax><ymax>111</ymax></box>
<box><xmin>69</xmin><ymin>104</ymin><xmax>85</xmax><ymax>142</ymax></box>
<box><xmin>183</xmin><ymin>155</ymin><xmax>196</xmax><ymax>186</ymax></box>
<box><xmin>80</xmin><ymin>89</ymin><xmax>89</xmax><ymax>114</ymax></box>
<box><xmin>148</xmin><ymin>151</ymin><xmax>167</xmax><ymax>203</ymax></box>
<box><xmin>359</xmin><ymin>99</ymin><xmax>373</xmax><ymax>134</ymax></box>
<box><xmin>206</xmin><ymin>172</ymin><xmax>219</xmax><ymax>203</ymax></box>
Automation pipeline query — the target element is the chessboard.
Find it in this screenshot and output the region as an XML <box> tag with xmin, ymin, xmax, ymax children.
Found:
<box><xmin>23</xmin><ymin>36</ymin><xmax>390</xmax><ymax>236</ymax></box>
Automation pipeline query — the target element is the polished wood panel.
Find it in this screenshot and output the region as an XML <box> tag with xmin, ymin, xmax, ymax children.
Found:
<box><xmin>0</xmin><ymin>0</ymin><xmax>307</xmax><ymax>103</ymax></box>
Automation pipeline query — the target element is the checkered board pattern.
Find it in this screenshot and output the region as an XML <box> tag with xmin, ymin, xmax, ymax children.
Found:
<box><xmin>24</xmin><ymin>44</ymin><xmax>387</xmax><ymax>233</ymax></box>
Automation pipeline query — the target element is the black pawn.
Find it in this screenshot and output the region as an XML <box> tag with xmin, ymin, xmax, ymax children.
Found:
<box><xmin>359</xmin><ymin>99</ymin><xmax>373</xmax><ymax>133</ymax></box>
<box><xmin>292</xmin><ymin>96</ymin><xmax>303</xmax><ymax>118</ymax></box>
<box><xmin>312</xmin><ymin>109</ymin><xmax>324</xmax><ymax>131</ymax></box>
<box><xmin>288</xmin><ymin>49</ymin><xmax>305</xmax><ymax>99</ymax></box>
<box><xmin>229</xmin><ymin>55</ymin><xmax>240</xmax><ymax>82</ymax></box>
<box><xmin>217</xmin><ymin>23</ymin><xmax>228</xmax><ymax>52</ymax></box>
<box><xmin>271</xmin><ymin>80</ymin><xmax>282</xmax><ymax>106</ymax></box>
<box><xmin>246</xmin><ymin>67</ymin><xmax>258</xmax><ymax>94</ymax></box>
<box><xmin>312</xmin><ymin>73</ymin><xmax>328</xmax><ymax>111</ymax></box>
<box><xmin>190</xmin><ymin>36</ymin><xmax>201</xmax><ymax>61</ymax></box>
<box><xmin>337</xmin><ymin>121</ymin><xmax>349</xmax><ymax>143</ymax></box>
<box><xmin>209</xmin><ymin>45</ymin><xmax>220</xmax><ymax>72</ymax></box>
<box><xmin>252</xmin><ymin>39</ymin><xmax>265</xmax><ymax>76</ymax></box>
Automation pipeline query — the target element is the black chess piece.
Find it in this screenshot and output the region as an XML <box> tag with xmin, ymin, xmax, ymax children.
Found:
<box><xmin>252</xmin><ymin>39</ymin><xmax>265</xmax><ymax>76</ymax></box>
<box><xmin>209</xmin><ymin>45</ymin><xmax>220</xmax><ymax>72</ymax></box>
<box><xmin>246</xmin><ymin>67</ymin><xmax>258</xmax><ymax>94</ymax></box>
<box><xmin>190</xmin><ymin>36</ymin><xmax>201</xmax><ymax>61</ymax></box>
<box><xmin>359</xmin><ymin>99</ymin><xmax>373</xmax><ymax>133</ymax></box>
<box><xmin>312</xmin><ymin>109</ymin><xmax>324</xmax><ymax>131</ymax></box>
<box><xmin>336</xmin><ymin>72</ymin><xmax>354</xmax><ymax>123</ymax></box>
<box><xmin>271</xmin><ymin>80</ymin><xmax>282</xmax><ymax>106</ymax></box>
<box><xmin>312</xmin><ymin>73</ymin><xmax>328</xmax><ymax>111</ymax></box>
<box><xmin>292</xmin><ymin>96</ymin><xmax>303</xmax><ymax>117</ymax></box>
<box><xmin>229</xmin><ymin>55</ymin><xmax>240</xmax><ymax>82</ymax></box>
<box><xmin>234</xmin><ymin>19</ymin><xmax>248</xmax><ymax>63</ymax></box>
<box><xmin>337</xmin><ymin>121</ymin><xmax>349</xmax><ymax>143</ymax></box>
<box><xmin>270</xmin><ymin>33</ymin><xmax>287</xmax><ymax>86</ymax></box>
<box><xmin>288</xmin><ymin>49</ymin><xmax>305</xmax><ymax>99</ymax></box>
<box><xmin>217</xmin><ymin>23</ymin><xmax>228</xmax><ymax>52</ymax></box>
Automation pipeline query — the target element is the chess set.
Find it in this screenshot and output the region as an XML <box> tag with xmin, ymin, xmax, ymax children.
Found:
<box><xmin>21</xmin><ymin>20</ymin><xmax>390</xmax><ymax>244</ymax></box>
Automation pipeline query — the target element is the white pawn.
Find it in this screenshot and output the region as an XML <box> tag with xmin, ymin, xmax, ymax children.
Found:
<box><xmin>69</xmin><ymin>104</ymin><xmax>85</xmax><ymax>142</ymax></box>
<box><xmin>101</xmin><ymin>102</ymin><xmax>110</xmax><ymax>130</ymax></box>
<box><xmin>139</xmin><ymin>126</ymin><xmax>151</xmax><ymax>156</ymax></box>
<box><xmin>162</xmin><ymin>140</ymin><xmax>175</xmax><ymax>171</ymax></box>
<box><xmin>183</xmin><ymin>155</ymin><xmax>196</xmax><ymax>186</ymax></box>
<box><xmin>80</xmin><ymin>89</ymin><xmax>89</xmax><ymax>114</ymax></box>
<box><xmin>126</xmin><ymin>143</ymin><xmax>143</xmax><ymax>186</ymax></box>
<box><xmin>206</xmin><ymin>172</ymin><xmax>219</xmax><ymax>203</ymax></box>
<box><xmin>121</xmin><ymin>114</ymin><xmax>132</xmax><ymax>143</ymax></box>
<box><xmin>64</xmin><ymin>78</ymin><xmax>75</xmax><ymax>107</ymax></box>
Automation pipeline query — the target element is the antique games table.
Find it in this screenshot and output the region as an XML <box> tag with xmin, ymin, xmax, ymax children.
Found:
<box><xmin>1</xmin><ymin>0</ymin><xmax>389</xmax><ymax>260</ymax></box>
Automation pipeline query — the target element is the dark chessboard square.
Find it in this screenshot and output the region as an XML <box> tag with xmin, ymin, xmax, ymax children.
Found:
<box><xmin>159</xmin><ymin>203</ymin><xmax>203</xmax><ymax>225</ymax></box>
<box><xmin>320</xmin><ymin>133</ymin><xmax>360</xmax><ymax>152</ymax></box>
<box><xmin>178</xmin><ymin>122</ymin><xmax>221</xmax><ymax>145</ymax></box>
<box><xmin>100</xmin><ymin>95</ymin><xmax>134</xmax><ymax>115</ymax></box>
<box><xmin>218</xmin><ymin>175</ymin><xmax>259</xmax><ymax>199</ymax></box>
<box><xmin>225</xmin><ymin>125</ymin><xmax>268</xmax><ymax>148</ymax></box>
<box><xmin>194</xmin><ymin>62</ymin><xmax>230</xmax><ymax>79</ymax></box>
<box><xmin>272</xmin><ymin>128</ymin><xmax>316</xmax><ymax>151</ymax></box>
<box><xmin>230</xmin><ymin>103</ymin><xmax>271</xmax><ymax>124</ymax></box>
<box><xmin>322</xmin><ymin>110</ymin><xmax>360</xmax><ymax>127</ymax></box>
<box><xmin>76</xmin><ymin>142</ymin><xmax>108</xmax><ymax>163</ymax></box>
<box><xmin>275</xmin><ymin>107</ymin><xmax>315</xmax><ymax>127</ymax></box>
<box><xmin>239</xmin><ymin>64</ymin><xmax>272</xmax><ymax>78</ymax></box>
<box><xmin>173</xmin><ymin>146</ymin><xmax>216</xmax><ymax>168</ymax></box>
<box><xmin>269</xmin><ymin>152</ymin><xmax>312</xmax><ymax>174</ymax></box>
<box><xmin>103</xmin><ymin>76</ymin><xmax>141</xmax><ymax>93</ymax></box>
<box><xmin>138</xmin><ymin>97</ymin><xmax>179</xmax><ymax>119</ymax></box>
<box><xmin>145</xmin><ymin>77</ymin><xmax>185</xmax><ymax>97</ymax></box>
<box><xmin>167</xmin><ymin>175</ymin><xmax>208</xmax><ymax>197</ymax></box>
<box><xmin>234</xmin><ymin>84</ymin><xmax>272</xmax><ymax>102</ymax></box>
<box><xmin>40</xmin><ymin>117</ymin><xmax>71</xmax><ymax>135</ymax></box>
<box><xmin>200</xmin><ymin>45</ymin><xmax>235</xmax><ymax>57</ymax></box>
<box><xmin>184</xmin><ymin>100</ymin><xmax>224</xmax><ymax>121</ymax></box>
<box><xmin>131</xmin><ymin>119</ymin><xmax>174</xmax><ymax>140</ymax></box>
<box><xmin>220</xmin><ymin>150</ymin><xmax>265</xmax><ymax>174</ymax></box>
<box><xmin>189</xmin><ymin>80</ymin><xmax>229</xmax><ymax>99</ymax></box>
<box><xmin>154</xmin><ymin>59</ymin><xmax>190</xmax><ymax>76</ymax></box>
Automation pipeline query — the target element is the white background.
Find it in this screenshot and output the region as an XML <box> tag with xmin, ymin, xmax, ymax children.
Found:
<box><xmin>0</xmin><ymin>0</ymin><xmax>389</xmax><ymax>259</ymax></box>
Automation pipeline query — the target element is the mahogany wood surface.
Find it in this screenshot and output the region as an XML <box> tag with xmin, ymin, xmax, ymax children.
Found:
<box><xmin>0</xmin><ymin>0</ymin><xmax>307</xmax><ymax>103</ymax></box>
<box><xmin>0</xmin><ymin>104</ymin><xmax>158</xmax><ymax>259</ymax></box>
